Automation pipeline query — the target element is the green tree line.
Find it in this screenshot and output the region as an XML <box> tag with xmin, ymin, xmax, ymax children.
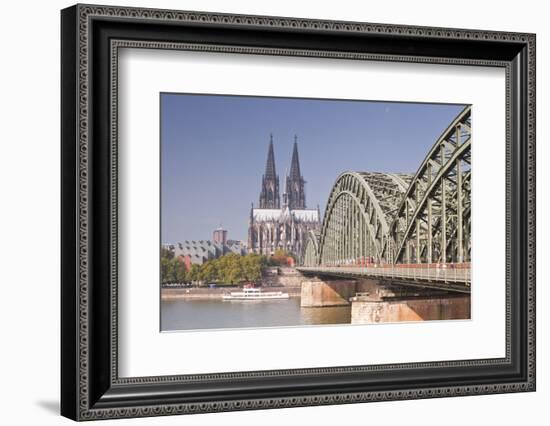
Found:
<box><xmin>160</xmin><ymin>248</ymin><xmax>294</xmax><ymax>285</ymax></box>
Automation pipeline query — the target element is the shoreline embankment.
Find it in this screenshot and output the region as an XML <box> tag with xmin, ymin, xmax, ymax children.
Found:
<box><xmin>161</xmin><ymin>286</ymin><xmax>302</xmax><ymax>301</ymax></box>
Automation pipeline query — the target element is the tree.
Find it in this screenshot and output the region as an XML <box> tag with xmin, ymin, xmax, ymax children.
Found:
<box><xmin>160</xmin><ymin>257</ymin><xmax>171</xmax><ymax>284</ymax></box>
<box><xmin>160</xmin><ymin>246</ymin><xmax>174</xmax><ymax>260</ymax></box>
<box><xmin>172</xmin><ymin>252</ymin><xmax>276</xmax><ymax>286</ymax></box>
<box><xmin>270</xmin><ymin>249</ymin><xmax>293</xmax><ymax>266</ymax></box>
<box><xmin>161</xmin><ymin>257</ymin><xmax>179</xmax><ymax>283</ymax></box>
<box><xmin>242</xmin><ymin>254</ymin><xmax>262</xmax><ymax>281</ymax></box>
<box><xmin>200</xmin><ymin>261</ymin><xmax>217</xmax><ymax>283</ymax></box>
<box><xmin>215</xmin><ymin>253</ymin><xmax>237</xmax><ymax>283</ymax></box>
<box><xmin>188</xmin><ymin>264</ymin><xmax>202</xmax><ymax>283</ymax></box>
<box><xmin>174</xmin><ymin>258</ymin><xmax>187</xmax><ymax>283</ymax></box>
<box><xmin>226</xmin><ymin>263</ymin><xmax>243</xmax><ymax>284</ymax></box>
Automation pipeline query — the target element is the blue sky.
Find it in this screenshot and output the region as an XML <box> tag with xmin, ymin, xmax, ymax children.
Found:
<box><xmin>161</xmin><ymin>93</ymin><xmax>466</xmax><ymax>243</ymax></box>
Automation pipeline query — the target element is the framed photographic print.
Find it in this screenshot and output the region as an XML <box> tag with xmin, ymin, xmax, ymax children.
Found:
<box><xmin>61</xmin><ymin>4</ymin><xmax>536</xmax><ymax>421</ymax></box>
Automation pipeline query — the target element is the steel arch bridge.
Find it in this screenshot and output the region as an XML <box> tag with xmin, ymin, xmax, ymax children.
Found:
<box><xmin>315</xmin><ymin>171</ymin><xmax>411</xmax><ymax>266</ymax></box>
<box><xmin>301</xmin><ymin>106</ymin><xmax>471</xmax><ymax>285</ymax></box>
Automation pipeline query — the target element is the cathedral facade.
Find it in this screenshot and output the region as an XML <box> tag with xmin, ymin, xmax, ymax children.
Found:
<box><xmin>248</xmin><ymin>135</ymin><xmax>320</xmax><ymax>260</ymax></box>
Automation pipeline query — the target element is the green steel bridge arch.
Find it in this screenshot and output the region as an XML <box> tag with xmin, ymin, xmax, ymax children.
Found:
<box><xmin>302</xmin><ymin>230</ymin><xmax>320</xmax><ymax>267</ymax></box>
<box><xmin>303</xmin><ymin>105</ymin><xmax>471</xmax><ymax>267</ymax></box>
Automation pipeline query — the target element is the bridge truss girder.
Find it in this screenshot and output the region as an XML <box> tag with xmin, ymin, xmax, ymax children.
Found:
<box><xmin>303</xmin><ymin>230</ymin><xmax>320</xmax><ymax>267</ymax></box>
<box><xmin>312</xmin><ymin>172</ymin><xmax>407</xmax><ymax>266</ymax></box>
<box><xmin>301</xmin><ymin>106</ymin><xmax>472</xmax><ymax>268</ymax></box>
<box><xmin>390</xmin><ymin>106</ymin><xmax>472</xmax><ymax>264</ymax></box>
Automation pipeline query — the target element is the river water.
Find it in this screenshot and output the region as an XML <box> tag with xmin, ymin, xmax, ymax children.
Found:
<box><xmin>161</xmin><ymin>298</ymin><xmax>351</xmax><ymax>331</ymax></box>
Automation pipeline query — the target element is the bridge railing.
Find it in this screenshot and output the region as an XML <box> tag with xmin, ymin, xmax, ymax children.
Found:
<box><xmin>297</xmin><ymin>264</ymin><xmax>471</xmax><ymax>286</ymax></box>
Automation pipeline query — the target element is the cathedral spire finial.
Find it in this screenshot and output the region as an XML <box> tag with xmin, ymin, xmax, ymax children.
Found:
<box><xmin>285</xmin><ymin>137</ymin><xmax>306</xmax><ymax>210</ymax></box>
<box><xmin>289</xmin><ymin>136</ymin><xmax>301</xmax><ymax>179</ymax></box>
<box><xmin>264</xmin><ymin>135</ymin><xmax>276</xmax><ymax>179</ymax></box>
<box><xmin>259</xmin><ymin>135</ymin><xmax>280</xmax><ymax>209</ymax></box>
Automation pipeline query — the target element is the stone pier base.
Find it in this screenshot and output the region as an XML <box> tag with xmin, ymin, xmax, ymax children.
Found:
<box><xmin>351</xmin><ymin>295</ymin><xmax>471</xmax><ymax>324</ymax></box>
<box><xmin>301</xmin><ymin>279</ymin><xmax>357</xmax><ymax>307</ymax></box>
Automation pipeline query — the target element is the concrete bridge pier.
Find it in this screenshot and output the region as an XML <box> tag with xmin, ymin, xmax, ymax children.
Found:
<box><xmin>299</xmin><ymin>276</ymin><xmax>471</xmax><ymax>324</ymax></box>
<box><xmin>299</xmin><ymin>277</ymin><xmax>407</xmax><ymax>308</ymax></box>
<box><xmin>350</xmin><ymin>290</ymin><xmax>471</xmax><ymax>324</ymax></box>
<box><xmin>300</xmin><ymin>278</ymin><xmax>357</xmax><ymax>307</ymax></box>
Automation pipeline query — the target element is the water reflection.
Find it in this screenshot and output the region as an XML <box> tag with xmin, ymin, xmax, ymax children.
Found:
<box><xmin>161</xmin><ymin>298</ymin><xmax>351</xmax><ymax>332</ymax></box>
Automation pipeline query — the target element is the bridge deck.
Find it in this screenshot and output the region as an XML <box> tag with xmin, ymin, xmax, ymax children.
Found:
<box><xmin>297</xmin><ymin>266</ymin><xmax>471</xmax><ymax>293</ymax></box>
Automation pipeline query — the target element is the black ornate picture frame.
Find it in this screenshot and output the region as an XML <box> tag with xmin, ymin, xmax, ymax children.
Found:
<box><xmin>61</xmin><ymin>4</ymin><xmax>536</xmax><ymax>421</ymax></box>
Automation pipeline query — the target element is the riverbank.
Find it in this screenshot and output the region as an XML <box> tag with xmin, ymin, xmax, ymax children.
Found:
<box><xmin>161</xmin><ymin>286</ymin><xmax>302</xmax><ymax>300</ymax></box>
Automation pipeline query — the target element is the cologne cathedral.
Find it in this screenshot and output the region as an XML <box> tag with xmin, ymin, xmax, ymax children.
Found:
<box><xmin>248</xmin><ymin>135</ymin><xmax>320</xmax><ymax>259</ymax></box>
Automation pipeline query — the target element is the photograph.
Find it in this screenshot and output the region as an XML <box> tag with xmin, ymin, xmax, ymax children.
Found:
<box><xmin>57</xmin><ymin>3</ymin><xmax>536</xmax><ymax>420</ymax></box>
<box><xmin>159</xmin><ymin>94</ymin><xmax>472</xmax><ymax>332</ymax></box>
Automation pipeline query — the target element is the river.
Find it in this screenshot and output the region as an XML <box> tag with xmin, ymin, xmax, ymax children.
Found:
<box><xmin>161</xmin><ymin>298</ymin><xmax>351</xmax><ymax>331</ymax></box>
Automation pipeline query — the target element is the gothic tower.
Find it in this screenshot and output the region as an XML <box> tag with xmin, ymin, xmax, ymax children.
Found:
<box><xmin>259</xmin><ymin>135</ymin><xmax>280</xmax><ymax>209</ymax></box>
<box><xmin>285</xmin><ymin>136</ymin><xmax>306</xmax><ymax>209</ymax></box>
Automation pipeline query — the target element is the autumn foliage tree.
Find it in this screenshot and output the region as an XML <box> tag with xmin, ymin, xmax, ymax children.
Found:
<box><xmin>268</xmin><ymin>249</ymin><xmax>295</xmax><ymax>266</ymax></box>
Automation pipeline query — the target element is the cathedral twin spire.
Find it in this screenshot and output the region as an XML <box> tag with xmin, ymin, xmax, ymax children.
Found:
<box><xmin>259</xmin><ymin>134</ymin><xmax>280</xmax><ymax>209</ymax></box>
<box><xmin>285</xmin><ymin>136</ymin><xmax>306</xmax><ymax>210</ymax></box>
<box><xmin>259</xmin><ymin>134</ymin><xmax>306</xmax><ymax>210</ymax></box>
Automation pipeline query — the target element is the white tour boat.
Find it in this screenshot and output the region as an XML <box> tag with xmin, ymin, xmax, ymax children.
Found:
<box><xmin>222</xmin><ymin>287</ymin><xmax>289</xmax><ymax>301</ymax></box>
